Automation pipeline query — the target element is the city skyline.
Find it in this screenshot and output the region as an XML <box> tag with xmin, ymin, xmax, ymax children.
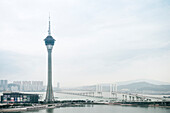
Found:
<box><xmin>0</xmin><ymin>0</ymin><xmax>170</xmax><ymax>87</ymax></box>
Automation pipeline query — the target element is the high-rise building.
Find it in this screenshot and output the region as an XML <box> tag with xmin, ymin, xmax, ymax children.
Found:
<box><xmin>32</xmin><ymin>81</ymin><xmax>43</xmax><ymax>91</ymax></box>
<box><xmin>13</xmin><ymin>81</ymin><xmax>44</xmax><ymax>92</ymax></box>
<box><xmin>57</xmin><ymin>82</ymin><xmax>60</xmax><ymax>89</ymax></box>
<box><xmin>22</xmin><ymin>81</ymin><xmax>32</xmax><ymax>91</ymax></box>
<box><xmin>13</xmin><ymin>81</ymin><xmax>22</xmax><ymax>85</ymax></box>
<box><xmin>0</xmin><ymin>80</ymin><xmax>8</xmax><ymax>91</ymax></box>
<box><xmin>44</xmin><ymin>16</ymin><xmax>55</xmax><ymax>103</ymax></box>
<box><xmin>13</xmin><ymin>81</ymin><xmax>22</xmax><ymax>91</ymax></box>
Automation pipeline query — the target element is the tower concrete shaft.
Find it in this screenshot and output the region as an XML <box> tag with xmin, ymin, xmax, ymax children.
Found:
<box><xmin>44</xmin><ymin>16</ymin><xmax>55</xmax><ymax>103</ymax></box>
<box><xmin>45</xmin><ymin>49</ymin><xmax>54</xmax><ymax>103</ymax></box>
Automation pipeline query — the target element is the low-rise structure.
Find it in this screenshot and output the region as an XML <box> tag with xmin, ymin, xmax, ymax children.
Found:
<box><xmin>1</xmin><ymin>92</ymin><xmax>39</xmax><ymax>103</ymax></box>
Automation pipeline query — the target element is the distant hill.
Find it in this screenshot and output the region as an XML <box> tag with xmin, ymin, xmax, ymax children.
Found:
<box><xmin>116</xmin><ymin>79</ymin><xmax>170</xmax><ymax>85</ymax></box>
<box><xmin>118</xmin><ymin>82</ymin><xmax>170</xmax><ymax>92</ymax></box>
<box><xmin>71</xmin><ymin>81</ymin><xmax>170</xmax><ymax>94</ymax></box>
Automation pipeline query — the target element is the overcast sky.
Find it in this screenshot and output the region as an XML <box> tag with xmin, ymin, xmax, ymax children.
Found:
<box><xmin>0</xmin><ymin>0</ymin><xmax>170</xmax><ymax>87</ymax></box>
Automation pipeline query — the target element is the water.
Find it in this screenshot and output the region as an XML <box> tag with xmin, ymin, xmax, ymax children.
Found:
<box><xmin>20</xmin><ymin>92</ymin><xmax>170</xmax><ymax>113</ymax></box>
<box><xmin>23</xmin><ymin>105</ymin><xmax>170</xmax><ymax>113</ymax></box>
<box><xmin>0</xmin><ymin>92</ymin><xmax>170</xmax><ymax>113</ymax></box>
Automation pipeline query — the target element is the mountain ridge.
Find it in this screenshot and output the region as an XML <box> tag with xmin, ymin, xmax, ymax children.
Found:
<box><xmin>70</xmin><ymin>81</ymin><xmax>170</xmax><ymax>94</ymax></box>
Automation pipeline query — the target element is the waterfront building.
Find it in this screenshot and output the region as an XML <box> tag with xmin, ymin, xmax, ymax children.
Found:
<box><xmin>44</xmin><ymin>16</ymin><xmax>55</xmax><ymax>103</ymax></box>
<box><xmin>1</xmin><ymin>92</ymin><xmax>39</xmax><ymax>103</ymax></box>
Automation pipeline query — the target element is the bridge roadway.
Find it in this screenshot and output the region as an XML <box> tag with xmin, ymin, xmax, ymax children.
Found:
<box><xmin>55</xmin><ymin>91</ymin><xmax>169</xmax><ymax>102</ymax></box>
<box><xmin>55</xmin><ymin>91</ymin><xmax>117</xmax><ymax>100</ymax></box>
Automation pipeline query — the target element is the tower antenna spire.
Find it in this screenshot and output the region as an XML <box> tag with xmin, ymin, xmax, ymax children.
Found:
<box><xmin>48</xmin><ymin>13</ymin><xmax>51</xmax><ymax>36</ymax></box>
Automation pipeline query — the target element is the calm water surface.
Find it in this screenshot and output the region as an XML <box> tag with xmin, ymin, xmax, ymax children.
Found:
<box><xmin>1</xmin><ymin>92</ymin><xmax>170</xmax><ymax>113</ymax></box>
<box><xmin>22</xmin><ymin>105</ymin><xmax>170</xmax><ymax>113</ymax></box>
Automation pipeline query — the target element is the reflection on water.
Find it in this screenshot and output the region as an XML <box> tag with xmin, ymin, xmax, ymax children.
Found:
<box><xmin>46</xmin><ymin>108</ymin><xmax>54</xmax><ymax>113</ymax></box>
<box><xmin>86</xmin><ymin>104</ymin><xmax>94</xmax><ymax>107</ymax></box>
<box><xmin>23</xmin><ymin>105</ymin><xmax>170</xmax><ymax>113</ymax></box>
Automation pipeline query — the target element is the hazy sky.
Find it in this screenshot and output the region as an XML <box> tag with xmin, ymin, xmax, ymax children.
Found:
<box><xmin>0</xmin><ymin>0</ymin><xmax>170</xmax><ymax>87</ymax></box>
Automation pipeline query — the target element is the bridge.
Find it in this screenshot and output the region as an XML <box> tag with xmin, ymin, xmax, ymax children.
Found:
<box><xmin>55</xmin><ymin>83</ymin><xmax>170</xmax><ymax>102</ymax></box>
<box><xmin>55</xmin><ymin>91</ymin><xmax>117</xmax><ymax>100</ymax></box>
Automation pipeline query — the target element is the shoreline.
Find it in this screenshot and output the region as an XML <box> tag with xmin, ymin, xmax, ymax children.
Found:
<box><xmin>0</xmin><ymin>101</ymin><xmax>170</xmax><ymax>112</ymax></box>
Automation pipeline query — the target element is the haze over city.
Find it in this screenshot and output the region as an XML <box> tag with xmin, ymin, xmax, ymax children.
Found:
<box><xmin>0</xmin><ymin>0</ymin><xmax>170</xmax><ymax>87</ymax></box>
